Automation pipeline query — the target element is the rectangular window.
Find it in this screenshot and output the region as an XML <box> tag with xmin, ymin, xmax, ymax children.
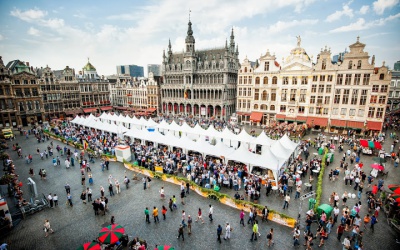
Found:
<box><xmin>378</xmin><ymin>96</ymin><xmax>386</xmax><ymax>104</ymax></box>
<box><xmin>238</xmin><ymin>88</ymin><xmax>242</xmax><ymax>96</ymax></box>
<box><xmin>351</xmin><ymin>89</ymin><xmax>358</xmax><ymax>105</ymax></box>
<box><xmin>345</xmin><ymin>74</ymin><xmax>352</xmax><ymax>85</ymax></box>
<box><xmin>310</xmin><ymin>96</ymin><xmax>316</xmax><ymax>104</ymax></box>
<box><xmin>340</xmin><ymin>108</ymin><xmax>347</xmax><ymax>115</ymax></box>
<box><xmin>326</xmin><ymin>85</ymin><xmax>332</xmax><ymax>93</ymax></box>
<box><xmin>298</xmin><ymin>106</ymin><xmax>305</xmax><ymax>113</ymax></box>
<box><xmin>254</xmin><ymin>89</ymin><xmax>259</xmax><ymax>100</ymax></box>
<box><xmin>370</xmin><ymin>95</ymin><xmax>377</xmax><ymax>103</ymax></box>
<box><xmin>372</xmin><ymin>85</ymin><xmax>379</xmax><ymax>92</ymax></box>
<box><xmin>318</xmin><ymin>85</ymin><xmax>324</xmax><ymax>93</ymax></box>
<box><xmin>290</xmin><ymin>89</ymin><xmax>296</xmax><ymax>102</ymax></box>
<box><xmin>317</xmin><ymin>96</ymin><xmax>323</xmax><ymax>105</ymax></box>
<box><xmin>283</xmin><ymin>77</ymin><xmax>289</xmax><ymax>85</ymax></box>
<box><xmin>313</xmin><ymin>76</ymin><xmax>318</xmax><ymax>82</ymax></box>
<box><xmin>264</xmin><ymin>62</ymin><xmax>269</xmax><ymax>71</ymax></box>
<box><xmin>244</xmin><ymin>77</ymin><xmax>247</xmax><ymax>84</ymax></box>
<box><xmin>299</xmin><ymin>90</ymin><xmax>306</xmax><ymax>103</ymax></box>
<box><xmin>281</xmin><ymin>89</ymin><xmax>287</xmax><ymax>101</ymax></box>
<box><xmin>358</xmin><ymin>109</ymin><xmax>364</xmax><ymax>117</ymax></box>
<box><xmin>327</xmin><ymin>75</ymin><xmax>333</xmax><ymax>82</ymax></box>
<box><xmin>360</xmin><ymin>90</ymin><xmax>367</xmax><ymax>105</ymax></box>
<box><xmin>368</xmin><ymin>107</ymin><xmax>375</xmax><ymax>118</ymax></box>
<box><xmin>324</xmin><ymin>96</ymin><xmax>330</xmax><ymax>105</ymax></box>
<box><xmin>354</xmin><ymin>74</ymin><xmax>361</xmax><ymax>85</ymax></box>
<box><xmin>342</xmin><ymin>89</ymin><xmax>350</xmax><ymax>104</ymax></box>
<box><xmin>336</xmin><ymin>74</ymin><xmax>343</xmax><ymax>85</ymax></box>
<box><xmin>248</xmin><ymin>77</ymin><xmax>252</xmax><ymax>84</ymax></box>
<box><xmin>239</xmin><ymin>76</ymin><xmax>242</xmax><ymax>84</ymax></box>
<box><xmin>301</xmin><ymin>76</ymin><xmax>308</xmax><ymax>85</ymax></box>
<box><xmin>292</xmin><ymin>77</ymin><xmax>297</xmax><ymax>85</ymax></box>
<box><xmin>247</xmin><ymin>88</ymin><xmax>251</xmax><ymax>96</ymax></box>
<box><xmin>376</xmin><ymin>108</ymin><xmax>384</xmax><ymax>118</ymax></box>
<box><xmin>323</xmin><ymin>108</ymin><xmax>329</xmax><ymax>115</ymax></box>
<box><xmin>309</xmin><ymin>107</ymin><xmax>314</xmax><ymax>114</ymax></box>
<box><xmin>363</xmin><ymin>74</ymin><xmax>370</xmax><ymax>85</ymax></box>
<box><xmin>311</xmin><ymin>84</ymin><xmax>317</xmax><ymax>93</ymax></box>
<box><xmin>320</xmin><ymin>75</ymin><xmax>325</xmax><ymax>82</ymax></box>
<box><xmin>332</xmin><ymin>108</ymin><xmax>338</xmax><ymax>115</ymax></box>
<box><xmin>316</xmin><ymin>107</ymin><xmax>321</xmax><ymax>115</ymax></box>
<box><xmin>334</xmin><ymin>89</ymin><xmax>341</xmax><ymax>104</ymax></box>
<box><xmin>280</xmin><ymin>105</ymin><xmax>286</xmax><ymax>112</ymax></box>
<box><xmin>380</xmin><ymin>85</ymin><xmax>388</xmax><ymax>93</ymax></box>
<box><xmin>349</xmin><ymin>109</ymin><xmax>356</xmax><ymax>116</ymax></box>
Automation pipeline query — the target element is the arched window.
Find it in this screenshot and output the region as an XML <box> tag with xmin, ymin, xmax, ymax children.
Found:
<box><xmin>348</xmin><ymin>60</ymin><xmax>353</xmax><ymax>69</ymax></box>
<box><xmin>272</xmin><ymin>76</ymin><xmax>277</xmax><ymax>84</ymax></box>
<box><xmin>357</xmin><ymin>60</ymin><xmax>362</xmax><ymax>69</ymax></box>
<box><xmin>263</xmin><ymin>77</ymin><xmax>268</xmax><ymax>85</ymax></box>
<box><xmin>244</xmin><ymin>67</ymin><xmax>247</xmax><ymax>73</ymax></box>
<box><xmin>260</xmin><ymin>104</ymin><xmax>267</xmax><ymax>110</ymax></box>
<box><xmin>322</xmin><ymin>59</ymin><xmax>326</xmax><ymax>70</ymax></box>
<box><xmin>379</xmin><ymin>74</ymin><xmax>384</xmax><ymax>80</ymax></box>
<box><xmin>262</xmin><ymin>90</ymin><xmax>268</xmax><ymax>101</ymax></box>
<box><xmin>255</xmin><ymin>77</ymin><xmax>260</xmax><ymax>84</ymax></box>
<box><xmin>254</xmin><ymin>104</ymin><xmax>259</xmax><ymax>109</ymax></box>
<box><xmin>270</xmin><ymin>105</ymin><xmax>275</xmax><ymax>111</ymax></box>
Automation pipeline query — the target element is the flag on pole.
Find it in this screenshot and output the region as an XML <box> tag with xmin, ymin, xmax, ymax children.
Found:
<box><xmin>83</xmin><ymin>140</ymin><xmax>88</xmax><ymax>150</ymax></box>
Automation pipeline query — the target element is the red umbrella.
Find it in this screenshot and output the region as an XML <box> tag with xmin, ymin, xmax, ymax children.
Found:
<box><xmin>98</xmin><ymin>224</ymin><xmax>125</xmax><ymax>245</ymax></box>
<box><xmin>388</xmin><ymin>184</ymin><xmax>400</xmax><ymax>191</ymax></box>
<box><xmin>155</xmin><ymin>246</ymin><xmax>175</xmax><ymax>250</ymax></box>
<box><xmin>77</xmin><ymin>242</ymin><xmax>101</xmax><ymax>250</ymax></box>
<box><xmin>371</xmin><ymin>163</ymin><xmax>384</xmax><ymax>171</ymax></box>
<box><xmin>374</xmin><ymin>141</ymin><xmax>382</xmax><ymax>150</ymax></box>
<box><xmin>360</xmin><ymin>139</ymin><xmax>368</xmax><ymax>147</ymax></box>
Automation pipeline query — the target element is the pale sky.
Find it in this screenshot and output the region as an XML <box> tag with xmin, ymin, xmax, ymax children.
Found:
<box><xmin>0</xmin><ymin>0</ymin><xmax>399</xmax><ymax>76</ymax></box>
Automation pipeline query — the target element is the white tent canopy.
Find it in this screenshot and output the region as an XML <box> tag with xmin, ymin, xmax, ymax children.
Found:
<box><xmin>278</xmin><ymin>134</ymin><xmax>298</xmax><ymax>151</ymax></box>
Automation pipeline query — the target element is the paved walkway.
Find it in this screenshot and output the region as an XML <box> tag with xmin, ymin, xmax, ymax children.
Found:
<box><xmin>0</xmin><ymin>131</ymin><xmax>399</xmax><ymax>249</ymax></box>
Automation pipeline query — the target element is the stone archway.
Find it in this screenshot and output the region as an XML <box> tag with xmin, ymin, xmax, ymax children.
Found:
<box><xmin>208</xmin><ymin>105</ymin><xmax>214</xmax><ymax>118</ymax></box>
<box><xmin>215</xmin><ymin>105</ymin><xmax>222</xmax><ymax>118</ymax></box>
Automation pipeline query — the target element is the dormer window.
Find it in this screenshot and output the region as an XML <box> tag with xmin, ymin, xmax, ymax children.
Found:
<box><xmin>264</xmin><ymin>62</ymin><xmax>269</xmax><ymax>71</ymax></box>
<box><xmin>357</xmin><ymin>60</ymin><xmax>362</xmax><ymax>69</ymax></box>
<box><xmin>348</xmin><ymin>60</ymin><xmax>353</xmax><ymax>69</ymax></box>
<box><xmin>322</xmin><ymin>59</ymin><xmax>326</xmax><ymax>70</ymax></box>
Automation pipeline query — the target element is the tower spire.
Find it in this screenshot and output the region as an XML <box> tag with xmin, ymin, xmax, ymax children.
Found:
<box><xmin>230</xmin><ymin>27</ymin><xmax>235</xmax><ymax>49</ymax></box>
<box><xmin>185</xmin><ymin>14</ymin><xmax>195</xmax><ymax>53</ymax></box>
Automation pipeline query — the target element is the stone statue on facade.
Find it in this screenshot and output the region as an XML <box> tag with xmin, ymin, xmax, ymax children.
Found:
<box><xmin>296</xmin><ymin>35</ymin><xmax>301</xmax><ymax>47</ymax></box>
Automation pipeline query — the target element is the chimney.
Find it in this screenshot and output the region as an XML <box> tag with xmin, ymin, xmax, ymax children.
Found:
<box><xmin>26</xmin><ymin>62</ymin><xmax>30</xmax><ymax>66</ymax></box>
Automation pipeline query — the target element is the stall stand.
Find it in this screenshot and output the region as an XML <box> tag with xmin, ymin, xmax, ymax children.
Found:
<box><xmin>115</xmin><ymin>145</ymin><xmax>131</xmax><ymax>163</ymax></box>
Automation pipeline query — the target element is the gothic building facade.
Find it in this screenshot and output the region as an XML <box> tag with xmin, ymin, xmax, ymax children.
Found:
<box><xmin>160</xmin><ymin>20</ymin><xmax>239</xmax><ymax>120</ymax></box>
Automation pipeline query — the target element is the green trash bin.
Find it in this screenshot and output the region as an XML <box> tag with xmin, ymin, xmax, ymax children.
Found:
<box><xmin>318</xmin><ymin>147</ymin><xmax>324</xmax><ymax>155</ymax></box>
<box><xmin>309</xmin><ymin>198</ymin><xmax>316</xmax><ymax>210</ymax></box>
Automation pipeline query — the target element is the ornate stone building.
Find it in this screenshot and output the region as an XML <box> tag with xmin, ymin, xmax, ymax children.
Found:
<box><xmin>6</xmin><ymin>60</ymin><xmax>44</xmax><ymax>126</ymax></box>
<box><xmin>39</xmin><ymin>66</ymin><xmax>63</xmax><ymax>120</ymax></box>
<box><xmin>77</xmin><ymin>59</ymin><xmax>111</xmax><ymax>114</ymax></box>
<box><xmin>237</xmin><ymin>37</ymin><xmax>390</xmax><ymax>132</ymax></box>
<box><xmin>0</xmin><ymin>57</ymin><xmax>16</xmax><ymax>128</ymax></box>
<box><xmin>161</xmin><ymin>20</ymin><xmax>239</xmax><ymax>120</ymax></box>
<box><xmin>388</xmin><ymin>63</ymin><xmax>400</xmax><ymax>112</ymax></box>
<box><xmin>59</xmin><ymin>66</ymin><xmax>81</xmax><ymax>117</ymax></box>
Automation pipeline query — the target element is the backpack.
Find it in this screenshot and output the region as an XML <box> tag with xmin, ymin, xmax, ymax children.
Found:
<box><xmin>127</xmin><ymin>179</ymin><xmax>130</xmax><ymax>183</ymax></box>
<box><xmin>267</xmin><ymin>233</ymin><xmax>272</xmax><ymax>239</ymax></box>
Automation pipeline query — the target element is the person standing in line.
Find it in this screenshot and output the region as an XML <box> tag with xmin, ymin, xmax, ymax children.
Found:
<box><xmin>267</xmin><ymin>228</ymin><xmax>274</xmax><ymax>246</ymax></box>
<box><xmin>108</xmin><ymin>183</ymin><xmax>114</xmax><ymax>196</ymax></box>
<box><xmin>162</xmin><ymin>205</ymin><xmax>167</xmax><ymax>220</ymax></box>
<box><xmin>217</xmin><ymin>224</ymin><xmax>222</xmax><ymax>243</ymax></box>
<box><xmin>187</xmin><ymin>215</ymin><xmax>193</xmax><ymax>235</ymax></box>
<box><xmin>168</xmin><ymin>198</ymin><xmax>173</xmax><ymax>212</ymax></box>
<box><xmin>47</xmin><ymin>193</ymin><xmax>53</xmax><ymax>208</ymax></box>
<box><xmin>209</xmin><ymin>204</ymin><xmax>213</xmax><ymax>222</ymax></box>
<box><xmin>65</xmin><ymin>183</ymin><xmax>71</xmax><ymax>194</ymax></box>
<box><xmin>53</xmin><ymin>194</ymin><xmax>58</xmax><ymax>207</ymax></box>
<box><xmin>250</xmin><ymin>220</ymin><xmax>258</xmax><ymax>241</ymax></box>
<box><xmin>153</xmin><ymin>206</ymin><xmax>159</xmax><ymax>223</ymax></box>
<box><xmin>115</xmin><ymin>180</ymin><xmax>121</xmax><ymax>194</ymax></box>
<box><xmin>67</xmin><ymin>193</ymin><xmax>73</xmax><ymax>207</ymax></box>
<box><xmin>142</xmin><ymin>176</ymin><xmax>147</xmax><ymax>190</ymax></box>
<box><xmin>283</xmin><ymin>194</ymin><xmax>290</xmax><ymax>209</ymax></box>
<box><xmin>87</xmin><ymin>187</ymin><xmax>92</xmax><ymax>202</ymax></box>
<box><xmin>196</xmin><ymin>208</ymin><xmax>204</xmax><ymax>223</ymax></box>
<box><xmin>177</xmin><ymin>224</ymin><xmax>184</xmax><ymax>241</ymax></box>
<box><xmin>240</xmin><ymin>209</ymin><xmax>245</xmax><ymax>226</ymax></box>
<box><xmin>337</xmin><ymin>223</ymin><xmax>345</xmax><ymax>241</ymax></box>
<box><xmin>43</xmin><ymin>219</ymin><xmax>54</xmax><ymax>237</ymax></box>
<box><xmin>144</xmin><ymin>207</ymin><xmax>150</xmax><ymax>224</ymax></box>
<box><xmin>159</xmin><ymin>187</ymin><xmax>165</xmax><ymax>199</ymax></box>
<box><xmin>224</xmin><ymin>222</ymin><xmax>231</xmax><ymax>240</ymax></box>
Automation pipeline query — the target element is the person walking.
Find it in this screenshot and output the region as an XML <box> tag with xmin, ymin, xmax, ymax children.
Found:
<box><xmin>124</xmin><ymin>176</ymin><xmax>129</xmax><ymax>189</ymax></box>
<box><xmin>43</xmin><ymin>219</ymin><xmax>54</xmax><ymax>237</ymax></box>
<box><xmin>180</xmin><ymin>189</ymin><xmax>185</xmax><ymax>205</ymax></box>
<box><xmin>283</xmin><ymin>194</ymin><xmax>290</xmax><ymax>209</ymax></box>
<box><xmin>181</xmin><ymin>210</ymin><xmax>187</xmax><ymax>227</ymax></box>
<box><xmin>64</xmin><ymin>183</ymin><xmax>71</xmax><ymax>194</ymax></box>
<box><xmin>370</xmin><ymin>214</ymin><xmax>378</xmax><ymax>232</ymax></box>
<box><xmin>177</xmin><ymin>224</ymin><xmax>184</xmax><ymax>241</ymax></box>
<box><xmin>250</xmin><ymin>220</ymin><xmax>258</xmax><ymax>241</ymax></box>
<box><xmin>108</xmin><ymin>183</ymin><xmax>114</xmax><ymax>196</ymax></box>
<box><xmin>64</xmin><ymin>159</ymin><xmax>70</xmax><ymax>169</ymax></box>
<box><xmin>247</xmin><ymin>209</ymin><xmax>254</xmax><ymax>225</ymax></box>
<box><xmin>67</xmin><ymin>193</ymin><xmax>73</xmax><ymax>207</ymax></box>
<box><xmin>53</xmin><ymin>194</ymin><xmax>58</xmax><ymax>207</ymax></box>
<box><xmin>240</xmin><ymin>209</ymin><xmax>245</xmax><ymax>226</ymax></box>
<box><xmin>217</xmin><ymin>224</ymin><xmax>222</xmax><ymax>243</ymax></box>
<box><xmin>100</xmin><ymin>186</ymin><xmax>105</xmax><ymax>197</ymax></box>
<box><xmin>224</xmin><ymin>222</ymin><xmax>231</xmax><ymax>240</ymax></box>
<box><xmin>196</xmin><ymin>208</ymin><xmax>204</xmax><ymax>223</ymax></box>
<box><xmin>267</xmin><ymin>228</ymin><xmax>274</xmax><ymax>246</ymax></box>
<box><xmin>209</xmin><ymin>204</ymin><xmax>213</xmax><ymax>222</ymax></box>
<box><xmin>172</xmin><ymin>195</ymin><xmax>177</xmax><ymax>210</ymax></box>
<box><xmin>159</xmin><ymin>187</ymin><xmax>165</xmax><ymax>199</ymax></box>
<box><xmin>142</xmin><ymin>176</ymin><xmax>147</xmax><ymax>190</ymax></box>
<box><xmin>187</xmin><ymin>215</ymin><xmax>193</xmax><ymax>235</ymax></box>
<box><xmin>115</xmin><ymin>180</ymin><xmax>121</xmax><ymax>194</ymax></box>
<box><xmin>87</xmin><ymin>187</ymin><xmax>92</xmax><ymax>202</ymax></box>
<box><xmin>153</xmin><ymin>206</ymin><xmax>159</xmax><ymax>223</ymax></box>
<box><xmin>47</xmin><ymin>193</ymin><xmax>53</xmax><ymax>208</ymax></box>
<box><xmin>168</xmin><ymin>198</ymin><xmax>173</xmax><ymax>212</ymax></box>
<box><xmin>162</xmin><ymin>205</ymin><xmax>167</xmax><ymax>220</ymax></box>
<box><xmin>293</xmin><ymin>226</ymin><xmax>300</xmax><ymax>246</ymax></box>
<box><xmin>337</xmin><ymin>223</ymin><xmax>345</xmax><ymax>241</ymax></box>
<box><xmin>144</xmin><ymin>207</ymin><xmax>150</xmax><ymax>224</ymax></box>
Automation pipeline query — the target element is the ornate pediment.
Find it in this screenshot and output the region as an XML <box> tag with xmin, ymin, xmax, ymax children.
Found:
<box><xmin>281</xmin><ymin>61</ymin><xmax>312</xmax><ymax>71</ymax></box>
